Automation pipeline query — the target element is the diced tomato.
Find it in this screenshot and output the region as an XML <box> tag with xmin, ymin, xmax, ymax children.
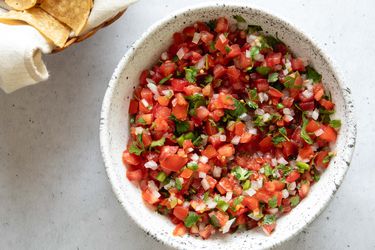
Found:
<box><xmin>202</xmin><ymin>145</ymin><xmax>218</xmax><ymax>159</ymax></box>
<box><xmin>298</xmin><ymin>181</ymin><xmax>310</xmax><ymax>199</ymax></box>
<box><xmin>262</xmin><ymin>223</ymin><xmax>276</xmax><ymax>235</ymax></box>
<box><xmin>313</xmin><ymin>83</ymin><xmax>324</xmax><ymax>101</ymax></box>
<box><xmin>171</xmin><ymin>79</ymin><xmax>189</xmax><ymax>92</ymax></box>
<box><xmin>266</xmin><ymin>52</ymin><xmax>282</xmax><ymax>67</ymax></box>
<box><xmin>319</xmin><ymin>125</ymin><xmax>337</xmax><ymax>142</ymax></box>
<box><xmin>129</xmin><ymin>99</ymin><xmax>139</xmax><ymax>115</ymax></box>
<box><xmin>205</xmin><ymin>175</ymin><xmax>218</xmax><ymax>189</ymax></box>
<box><xmin>122</xmin><ymin>150</ymin><xmax>141</xmax><ymax>165</ymax></box>
<box><xmin>282</xmin><ymin>97</ymin><xmax>294</xmax><ymax>108</ymax></box>
<box><xmin>172</xmin><ymin>103</ymin><xmax>188</xmax><ymax>121</ymax></box>
<box><xmin>282</xmin><ymin>141</ymin><xmax>297</xmax><ymax>158</ymax></box>
<box><xmin>141</xmin><ymin>88</ymin><xmax>154</xmax><ymax>103</ymax></box>
<box><xmin>126</xmin><ymin>169</ymin><xmax>143</xmax><ymax>181</ymax></box>
<box><xmin>259</xmin><ymin>136</ymin><xmax>273</xmax><ymax>153</ymax></box>
<box><xmin>268</xmin><ymin>87</ymin><xmax>283</xmax><ymax>98</ymax></box>
<box><xmin>217</xmin><ymin>144</ymin><xmax>235</xmax><ymax>157</ymax></box>
<box><xmin>215</xmin><ymin>17</ymin><xmax>229</xmax><ymax>33</ymax></box>
<box><xmin>315</xmin><ymin>150</ymin><xmax>330</xmax><ymax>169</ymax></box>
<box><xmin>227</xmin><ymin>44</ymin><xmax>241</xmax><ymax>58</ymax></box>
<box><xmin>299</xmin><ymin>101</ymin><xmax>315</xmax><ymax>111</ymax></box>
<box><xmin>215</xmin><ymin>35</ymin><xmax>229</xmax><ymax>54</ymax></box>
<box><xmin>160</xmin><ymin>146</ymin><xmax>179</xmax><ymax>160</ymax></box>
<box><xmin>234</xmin><ymin>122</ymin><xmax>246</xmax><ymax>136</ymax></box>
<box><xmin>159</xmin><ymin>61</ymin><xmax>176</xmax><ymax>77</ymax></box>
<box><xmin>299</xmin><ymin>145</ymin><xmax>314</xmax><ymax>160</ymax></box>
<box><xmin>264</xmin><ymin>180</ymin><xmax>285</xmax><ymax>192</ymax></box>
<box><xmin>180</xmin><ymin>168</ymin><xmax>194</xmax><ymax>179</ymax></box>
<box><xmin>217</xmin><ymin>177</ymin><xmax>233</xmax><ymax>194</ymax></box>
<box><xmin>160</xmin><ymin>155</ymin><xmax>188</xmax><ymax>172</ymax></box>
<box><xmin>306</xmin><ymin>120</ymin><xmax>321</xmax><ymax>133</ymax></box>
<box><xmin>255</xmin><ymin>190</ymin><xmax>271</xmax><ymax>203</ymax></box>
<box><xmin>242</xmin><ymin>196</ymin><xmax>259</xmax><ymax>211</ymax></box>
<box><xmin>211</xmin><ymin>211</ymin><xmax>229</xmax><ymax>227</ymax></box>
<box><xmin>200</xmin><ymin>30</ymin><xmax>214</xmax><ymax>44</ymax></box>
<box><xmin>157</xmin><ymin>96</ymin><xmax>170</xmax><ymax>106</ymax></box>
<box><xmin>233</xmin><ymin>52</ymin><xmax>252</xmax><ymax>69</ymax></box>
<box><xmin>183</xmin><ymin>26</ymin><xmax>195</xmax><ymax>37</ymax></box>
<box><xmin>196</xmin><ymin>106</ymin><xmax>210</xmax><ymax>120</ymax></box>
<box><xmin>199</xmin><ymin>225</ymin><xmax>215</xmax><ymax>239</ymax></box>
<box><xmin>226</xmin><ymin>66</ymin><xmax>240</xmax><ymax>82</ymax></box>
<box><xmin>142</xmin><ymin>188</ymin><xmax>159</xmax><ymax>204</ymax></box>
<box><xmin>202</xmin><ymin>84</ymin><xmax>213</xmax><ymax>97</ymax></box>
<box><xmin>286</xmin><ymin>170</ymin><xmax>300</xmax><ymax>183</ymax></box>
<box><xmin>320</xmin><ymin>99</ymin><xmax>335</xmax><ymax>110</ymax></box>
<box><xmin>255</xmin><ymin>79</ymin><xmax>269</xmax><ymax>92</ymax></box>
<box><xmin>291</xmin><ymin>58</ymin><xmax>305</xmax><ymax>71</ymax></box>
<box><xmin>173</xmin><ymin>206</ymin><xmax>189</xmax><ymax>221</ymax></box>
<box><xmin>139</xmin><ymin>70</ymin><xmax>149</xmax><ymax>85</ymax></box>
<box><xmin>173</xmin><ymin>223</ymin><xmax>187</xmax><ymax>236</ymax></box>
<box><xmin>213</xmin><ymin>64</ymin><xmax>226</xmax><ymax>79</ymax></box>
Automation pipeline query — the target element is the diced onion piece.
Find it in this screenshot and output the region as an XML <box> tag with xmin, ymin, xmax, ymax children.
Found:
<box><xmin>191</xmin><ymin>153</ymin><xmax>199</xmax><ymax>161</ymax></box>
<box><xmin>283</xmin><ymin>108</ymin><xmax>292</xmax><ymax>115</ymax></box>
<box><xmin>200</xmin><ymin>155</ymin><xmax>209</xmax><ymax>164</ymax></box>
<box><xmin>312</xmin><ymin>109</ymin><xmax>319</xmax><ymax>120</ymax></box>
<box><xmin>302</xmin><ymin>89</ymin><xmax>313</xmax><ymax>99</ymax></box>
<box><xmin>199</xmin><ymin>172</ymin><xmax>207</xmax><ymax>178</ymax></box>
<box><xmin>239</xmin><ymin>113</ymin><xmax>250</xmax><ymax>121</ymax></box>
<box><xmin>262</xmin><ymin>113</ymin><xmax>271</xmax><ymax>122</ymax></box>
<box><xmin>282</xmin><ymin>189</ymin><xmax>289</xmax><ymax>198</ymax></box>
<box><xmin>201</xmin><ymin>178</ymin><xmax>210</xmax><ymax>190</ymax></box>
<box><xmin>135</xmin><ymin>127</ymin><xmax>144</xmax><ymax>135</ymax></box>
<box><xmin>288</xmin><ymin>182</ymin><xmax>297</xmax><ymax>191</ymax></box>
<box><xmin>225</xmin><ymin>191</ymin><xmax>233</xmax><ymax>201</ymax></box>
<box><xmin>219</xmin><ymin>134</ymin><xmax>227</xmax><ymax>142</ymax></box>
<box><xmin>268</xmin><ymin>208</ymin><xmax>279</xmax><ymax>214</ymax></box>
<box><xmin>144</xmin><ymin>160</ymin><xmax>158</xmax><ymax>170</ymax></box>
<box><xmin>219</xmin><ymin>33</ymin><xmax>227</xmax><ymax>42</ymax></box>
<box><xmin>221</xmin><ymin>218</ymin><xmax>236</xmax><ymax>233</ymax></box>
<box><xmin>162</xmin><ymin>89</ymin><xmax>174</xmax><ymax>98</ymax></box>
<box><xmin>141</xmin><ymin>98</ymin><xmax>150</xmax><ymax>108</ymax></box>
<box><xmin>244</xmin><ymin>188</ymin><xmax>256</xmax><ymax>197</ymax></box>
<box><xmin>148</xmin><ymin>181</ymin><xmax>161</xmax><ymax>198</ymax></box>
<box><xmin>284</xmin><ymin>114</ymin><xmax>294</xmax><ymax>122</ymax></box>
<box><xmin>245</xmin><ymin>49</ymin><xmax>251</xmax><ymax>58</ymax></box>
<box><xmin>161</xmin><ymin>52</ymin><xmax>168</xmax><ymax>60</ymax></box>
<box><xmin>277</xmin><ymin>157</ymin><xmax>288</xmax><ymax>165</ymax></box>
<box><xmin>314</xmin><ymin>128</ymin><xmax>324</xmax><ymax>137</ymax></box>
<box><xmin>147</xmin><ymin>81</ymin><xmax>159</xmax><ymax>100</ymax></box>
<box><xmin>183</xmin><ymin>201</ymin><xmax>190</xmax><ymax>208</ymax></box>
<box><xmin>192</xmin><ymin>32</ymin><xmax>201</xmax><ymax>44</ymax></box>
<box><xmin>213</xmin><ymin>166</ymin><xmax>222</xmax><ymax>178</ymax></box>
<box><xmin>271</xmin><ymin>158</ymin><xmax>278</xmax><ymax>167</ymax></box>
<box><xmin>176</xmin><ymin>47</ymin><xmax>185</xmax><ymax>59</ymax></box>
<box><xmin>254</xmin><ymin>53</ymin><xmax>264</xmax><ymax>61</ymax></box>
<box><xmin>206</xmin><ymin>198</ymin><xmax>217</xmax><ymax>209</ymax></box>
<box><xmin>231</xmin><ymin>135</ymin><xmax>241</xmax><ymax>145</ymax></box>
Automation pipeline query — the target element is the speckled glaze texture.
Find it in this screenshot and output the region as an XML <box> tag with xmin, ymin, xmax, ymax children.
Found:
<box><xmin>100</xmin><ymin>3</ymin><xmax>356</xmax><ymax>250</ymax></box>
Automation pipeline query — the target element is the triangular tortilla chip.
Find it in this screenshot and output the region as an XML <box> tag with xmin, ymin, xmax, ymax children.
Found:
<box><xmin>0</xmin><ymin>8</ymin><xmax>70</xmax><ymax>47</ymax></box>
<box><xmin>40</xmin><ymin>0</ymin><xmax>92</xmax><ymax>35</ymax></box>
<box><xmin>5</xmin><ymin>0</ymin><xmax>37</xmax><ymax>10</ymax></box>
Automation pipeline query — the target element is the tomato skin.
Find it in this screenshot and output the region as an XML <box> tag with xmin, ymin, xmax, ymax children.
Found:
<box><xmin>227</xmin><ymin>44</ymin><xmax>241</xmax><ymax>58</ymax></box>
<box><xmin>319</xmin><ymin>125</ymin><xmax>337</xmax><ymax>142</ymax></box>
<box><xmin>142</xmin><ymin>188</ymin><xmax>159</xmax><ymax>204</ymax></box>
<box><xmin>129</xmin><ymin>99</ymin><xmax>139</xmax><ymax>115</ymax></box>
<box><xmin>299</xmin><ymin>101</ymin><xmax>315</xmax><ymax>111</ymax></box>
<box><xmin>320</xmin><ymin>99</ymin><xmax>335</xmax><ymax>110</ymax></box>
<box><xmin>126</xmin><ymin>169</ymin><xmax>143</xmax><ymax>181</ymax></box>
<box><xmin>266</xmin><ymin>52</ymin><xmax>282</xmax><ymax>67</ymax></box>
<box><xmin>173</xmin><ymin>223</ymin><xmax>187</xmax><ymax>236</ymax></box>
<box><xmin>255</xmin><ymin>79</ymin><xmax>269</xmax><ymax>92</ymax></box>
<box><xmin>183</xmin><ymin>26</ymin><xmax>195</xmax><ymax>37</ymax></box>
<box><xmin>217</xmin><ymin>144</ymin><xmax>235</xmax><ymax>157</ymax></box>
<box><xmin>200</xmin><ymin>30</ymin><xmax>214</xmax><ymax>44</ymax></box>
<box><xmin>171</xmin><ymin>79</ymin><xmax>189</xmax><ymax>92</ymax></box>
<box><xmin>215</xmin><ymin>17</ymin><xmax>229</xmax><ymax>33</ymax></box>
<box><xmin>242</xmin><ymin>196</ymin><xmax>259</xmax><ymax>211</ymax></box>
<box><xmin>159</xmin><ymin>61</ymin><xmax>176</xmax><ymax>77</ymax></box>
<box><xmin>215</xmin><ymin>36</ymin><xmax>229</xmax><ymax>54</ymax></box>
<box><xmin>173</xmin><ymin>206</ymin><xmax>189</xmax><ymax>221</ymax></box>
<box><xmin>122</xmin><ymin>150</ymin><xmax>141</xmax><ymax>165</ymax></box>
<box><xmin>160</xmin><ymin>155</ymin><xmax>188</xmax><ymax>172</ymax></box>
<box><xmin>226</xmin><ymin>66</ymin><xmax>240</xmax><ymax>82</ymax></box>
<box><xmin>234</xmin><ymin>122</ymin><xmax>246</xmax><ymax>136</ymax></box>
<box><xmin>315</xmin><ymin>150</ymin><xmax>330</xmax><ymax>169</ymax></box>
<box><xmin>306</xmin><ymin>120</ymin><xmax>321</xmax><ymax>133</ymax></box>
<box><xmin>313</xmin><ymin>83</ymin><xmax>324</xmax><ymax>101</ymax></box>
<box><xmin>259</xmin><ymin>136</ymin><xmax>273</xmax><ymax>153</ymax></box>
<box><xmin>196</xmin><ymin>106</ymin><xmax>210</xmax><ymax>121</ymax></box>
<box><xmin>268</xmin><ymin>87</ymin><xmax>283</xmax><ymax>98</ymax></box>
<box><xmin>299</xmin><ymin>145</ymin><xmax>314</xmax><ymax>160</ymax></box>
<box><xmin>255</xmin><ymin>190</ymin><xmax>270</xmax><ymax>203</ymax></box>
<box><xmin>286</xmin><ymin>170</ymin><xmax>300</xmax><ymax>183</ymax></box>
<box><xmin>202</xmin><ymin>144</ymin><xmax>218</xmax><ymax>159</ymax></box>
<box><xmin>282</xmin><ymin>141</ymin><xmax>297</xmax><ymax>158</ymax></box>
<box><xmin>262</xmin><ymin>223</ymin><xmax>276</xmax><ymax>235</ymax></box>
<box><xmin>291</xmin><ymin>58</ymin><xmax>305</xmax><ymax>71</ymax></box>
<box><xmin>213</xmin><ymin>64</ymin><xmax>226</xmax><ymax>79</ymax></box>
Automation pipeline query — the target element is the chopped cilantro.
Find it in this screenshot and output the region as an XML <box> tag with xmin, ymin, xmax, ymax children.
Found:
<box><xmin>225</xmin><ymin>46</ymin><xmax>231</xmax><ymax>53</ymax></box>
<box><xmin>268</xmin><ymin>196</ymin><xmax>278</xmax><ymax>208</ymax></box>
<box><xmin>206</xmin><ymin>20</ymin><xmax>216</xmax><ymax>31</ymax></box>
<box><xmin>233</xmin><ymin>15</ymin><xmax>246</xmax><ymax>23</ymax></box>
<box><xmin>204</xmin><ymin>75</ymin><xmax>213</xmax><ymax>85</ymax></box>
<box><xmin>306</xmin><ymin>66</ymin><xmax>322</xmax><ymax>83</ymax></box>
<box><xmin>323</xmin><ymin>152</ymin><xmax>335</xmax><ymax>164</ymax></box>
<box><xmin>187</xmin><ymin>162</ymin><xmax>198</xmax><ymax>171</ymax></box>
<box><xmin>290</xmin><ymin>196</ymin><xmax>300</xmax><ymax>207</ymax></box>
<box><xmin>129</xmin><ymin>143</ymin><xmax>144</xmax><ymax>156</ymax></box>
<box><xmin>137</xmin><ymin>117</ymin><xmax>146</xmax><ymax>125</ymax></box>
<box><xmin>329</xmin><ymin>119</ymin><xmax>341</xmax><ymax>128</ymax></box>
<box><xmin>186</xmin><ymin>94</ymin><xmax>206</xmax><ymax>116</ymax></box>
<box><xmin>250</xmin><ymin>46</ymin><xmax>260</xmax><ymax>59</ymax></box>
<box><xmin>158</xmin><ymin>74</ymin><xmax>173</xmax><ymax>84</ymax></box>
<box><xmin>150</xmin><ymin>137</ymin><xmax>166</xmax><ymax>149</ymax></box>
<box><xmin>175</xmin><ymin>178</ymin><xmax>182</xmax><ymax>191</ymax></box>
<box><xmin>264</xmin><ymin>164</ymin><xmax>273</xmax><ymax>177</ymax></box>
<box><xmin>262</xmin><ymin>214</ymin><xmax>276</xmax><ymax>225</ymax></box>
<box><xmin>247</xmin><ymin>100</ymin><xmax>258</xmax><ymax>109</ymax></box>
<box><xmin>276</xmin><ymin>103</ymin><xmax>284</xmax><ymax>109</ymax></box>
<box><xmin>268</xmin><ymin>72</ymin><xmax>279</xmax><ymax>83</ymax></box>
<box><xmin>169</xmin><ymin>114</ymin><xmax>190</xmax><ymax>135</ymax></box>
<box><xmin>246</xmin><ymin>25</ymin><xmax>263</xmax><ymax>34</ymax></box>
<box><xmin>231</xmin><ymin>196</ymin><xmax>244</xmax><ymax>211</ymax></box>
<box><xmin>184</xmin><ymin>212</ymin><xmax>199</xmax><ymax>228</ymax></box>
<box><xmin>301</xmin><ymin>114</ymin><xmax>314</xmax><ymax>144</ymax></box>
<box><xmin>242</xmin><ymin>180</ymin><xmax>251</xmax><ymax>190</ymax></box>
<box><xmin>278</xmin><ymin>127</ymin><xmax>289</xmax><ymax>141</ymax></box>
<box><xmin>256</xmin><ymin>66</ymin><xmax>271</xmax><ymax>76</ymax></box>
<box><xmin>232</xmin><ymin>166</ymin><xmax>252</xmax><ymax>181</ymax></box>
<box><xmin>209</xmin><ymin>214</ymin><xmax>220</xmax><ymax>227</ymax></box>
<box><xmin>185</xmin><ymin>67</ymin><xmax>198</xmax><ymax>83</ymax></box>
<box><xmin>225</xmin><ymin>98</ymin><xmax>247</xmax><ymax>119</ymax></box>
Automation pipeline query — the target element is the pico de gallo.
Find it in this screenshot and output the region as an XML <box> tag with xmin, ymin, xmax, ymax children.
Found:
<box><xmin>122</xmin><ymin>16</ymin><xmax>340</xmax><ymax>239</ymax></box>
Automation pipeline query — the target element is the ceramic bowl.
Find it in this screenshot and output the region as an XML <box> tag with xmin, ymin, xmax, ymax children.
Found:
<box><xmin>100</xmin><ymin>3</ymin><xmax>356</xmax><ymax>249</ymax></box>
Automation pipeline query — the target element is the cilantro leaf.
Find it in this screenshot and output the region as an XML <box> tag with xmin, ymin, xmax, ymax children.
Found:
<box><xmin>250</xmin><ymin>46</ymin><xmax>260</xmax><ymax>59</ymax></box>
<box><xmin>256</xmin><ymin>66</ymin><xmax>271</xmax><ymax>76</ymax></box>
<box><xmin>262</xmin><ymin>214</ymin><xmax>276</xmax><ymax>225</ymax></box>
<box><xmin>329</xmin><ymin>119</ymin><xmax>341</xmax><ymax>128</ymax></box>
<box><xmin>306</xmin><ymin>66</ymin><xmax>322</xmax><ymax>83</ymax></box>
<box><xmin>150</xmin><ymin>137</ymin><xmax>166</xmax><ymax>149</ymax></box>
<box><xmin>290</xmin><ymin>196</ymin><xmax>300</xmax><ymax>207</ymax></box>
<box><xmin>233</xmin><ymin>15</ymin><xmax>246</xmax><ymax>23</ymax></box>
<box><xmin>185</xmin><ymin>67</ymin><xmax>198</xmax><ymax>83</ymax></box>
<box><xmin>184</xmin><ymin>212</ymin><xmax>199</xmax><ymax>228</ymax></box>
<box><xmin>158</xmin><ymin>74</ymin><xmax>173</xmax><ymax>84</ymax></box>
<box><xmin>268</xmin><ymin>72</ymin><xmax>279</xmax><ymax>83</ymax></box>
<box><xmin>272</xmin><ymin>136</ymin><xmax>286</xmax><ymax>145</ymax></box>
<box><xmin>175</xmin><ymin>178</ymin><xmax>182</xmax><ymax>191</ymax></box>
<box><xmin>247</xmin><ymin>100</ymin><xmax>258</xmax><ymax>109</ymax></box>
<box><xmin>204</xmin><ymin>74</ymin><xmax>213</xmax><ymax>85</ymax></box>
<box><xmin>129</xmin><ymin>143</ymin><xmax>144</xmax><ymax>156</ymax></box>
<box><xmin>231</xmin><ymin>166</ymin><xmax>252</xmax><ymax>181</ymax></box>
<box><xmin>264</xmin><ymin>164</ymin><xmax>273</xmax><ymax>177</ymax></box>
<box><xmin>268</xmin><ymin>196</ymin><xmax>278</xmax><ymax>208</ymax></box>
<box><xmin>169</xmin><ymin>115</ymin><xmax>190</xmax><ymax>135</ymax></box>
<box><xmin>206</xmin><ymin>20</ymin><xmax>216</xmax><ymax>31</ymax></box>
<box><xmin>246</xmin><ymin>25</ymin><xmax>263</xmax><ymax>34</ymax></box>
<box><xmin>186</xmin><ymin>94</ymin><xmax>206</xmax><ymax>116</ymax></box>
<box><xmin>137</xmin><ymin>117</ymin><xmax>146</xmax><ymax>125</ymax></box>
<box><xmin>301</xmin><ymin>114</ymin><xmax>314</xmax><ymax>144</ymax></box>
<box><xmin>225</xmin><ymin>98</ymin><xmax>247</xmax><ymax>119</ymax></box>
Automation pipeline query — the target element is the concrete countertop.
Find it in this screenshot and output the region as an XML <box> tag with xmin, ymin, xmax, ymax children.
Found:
<box><xmin>1</xmin><ymin>0</ymin><xmax>374</xmax><ymax>249</ymax></box>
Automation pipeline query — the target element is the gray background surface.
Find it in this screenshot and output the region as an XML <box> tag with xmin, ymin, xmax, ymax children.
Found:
<box><xmin>1</xmin><ymin>0</ymin><xmax>374</xmax><ymax>249</ymax></box>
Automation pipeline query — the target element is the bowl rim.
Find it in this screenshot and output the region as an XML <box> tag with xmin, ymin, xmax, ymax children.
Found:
<box><xmin>100</xmin><ymin>2</ymin><xmax>357</xmax><ymax>249</ymax></box>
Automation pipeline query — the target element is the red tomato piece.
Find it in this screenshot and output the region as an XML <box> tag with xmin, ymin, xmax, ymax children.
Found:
<box><xmin>122</xmin><ymin>150</ymin><xmax>141</xmax><ymax>165</ymax></box>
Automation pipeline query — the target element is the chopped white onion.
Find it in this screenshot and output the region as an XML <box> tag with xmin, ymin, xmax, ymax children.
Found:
<box><xmin>183</xmin><ymin>201</ymin><xmax>190</xmax><ymax>208</ymax></box>
<box><xmin>195</xmin><ymin>55</ymin><xmax>206</xmax><ymax>70</ymax></box>
<box><xmin>239</xmin><ymin>113</ymin><xmax>250</xmax><ymax>121</ymax></box>
<box><xmin>195</xmin><ymin>203</ymin><xmax>207</xmax><ymax>212</ymax></box>
<box><xmin>283</xmin><ymin>108</ymin><xmax>292</xmax><ymax>115</ymax></box>
<box><xmin>246</xmin><ymin>34</ymin><xmax>258</xmax><ymax>44</ymax></box>
<box><xmin>245</xmin><ymin>49</ymin><xmax>251</xmax><ymax>58</ymax></box>
<box><xmin>289</xmin><ymin>190</ymin><xmax>297</xmax><ymax>196</ymax></box>
<box><xmin>277</xmin><ymin>157</ymin><xmax>288</xmax><ymax>165</ymax></box>
<box><xmin>200</xmin><ymin>156</ymin><xmax>208</xmax><ymax>164</ymax></box>
<box><xmin>147</xmin><ymin>82</ymin><xmax>159</xmax><ymax>100</ymax></box>
<box><xmin>161</xmin><ymin>51</ymin><xmax>168</xmax><ymax>61</ymax></box>
<box><xmin>262</xmin><ymin>113</ymin><xmax>271</xmax><ymax>122</ymax></box>
<box><xmin>187</xmin><ymin>147</ymin><xmax>194</xmax><ymax>153</ymax></box>
<box><xmin>288</xmin><ymin>182</ymin><xmax>297</xmax><ymax>191</ymax></box>
<box><xmin>144</xmin><ymin>160</ymin><xmax>158</xmax><ymax>170</ymax></box>
<box><xmin>176</xmin><ymin>47</ymin><xmax>185</xmax><ymax>60</ymax></box>
<box><xmin>231</xmin><ymin>135</ymin><xmax>241</xmax><ymax>145</ymax></box>
<box><xmin>225</xmin><ymin>191</ymin><xmax>233</xmax><ymax>201</ymax></box>
<box><xmin>314</xmin><ymin>128</ymin><xmax>324</xmax><ymax>137</ymax></box>
<box><xmin>282</xmin><ymin>189</ymin><xmax>290</xmax><ymax>198</ymax></box>
<box><xmin>192</xmin><ymin>32</ymin><xmax>201</xmax><ymax>44</ymax></box>
<box><xmin>302</xmin><ymin>89</ymin><xmax>313</xmax><ymax>99</ymax></box>
<box><xmin>251</xmin><ymin>180</ymin><xmax>260</xmax><ymax>190</ymax></box>
<box><xmin>141</xmin><ymin>99</ymin><xmax>150</xmax><ymax>108</ymax></box>
<box><xmin>284</xmin><ymin>114</ymin><xmax>294</xmax><ymax>122</ymax></box>
<box><xmin>191</xmin><ymin>153</ymin><xmax>199</xmax><ymax>162</ymax></box>
<box><xmin>258</xmin><ymin>93</ymin><xmax>269</xmax><ymax>103</ymax></box>
<box><xmin>206</xmin><ymin>198</ymin><xmax>217</xmax><ymax>209</ymax></box>
<box><xmin>244</xmin><ymin>188</ymin><xmax>256</xmax><ymax>197</ymax></box>
<box><xmin>268</xmin><ymin>208</ymin><xmax>279</xmax><ymax>214</ymax></box>
<box><xmin>248</xmin><ymin>128</ymin><xmax>258</xmax><ymax>135</ymax></box>
<box><xmin>164</xmin><ymin>180</ymin><xmax>175</xmax><ymax>190</ymax></box>
<box><xmin>199</xmin><ymin>172</ymin><xmax>207</xmax><ymax>179</ymax></box>
<box><xmin>219</xmin><ymin>33</ymin><xmax>227</xmax><ymax>42</ymax></box>
<box><xmin>271</xmin><ymin>158</ymin><xmax>278</xmax><ymax>167</ymax></box>
<box><xmin>254</xmin><ymin>53</ymin><xmax>264</xmax><ymax>62</ymax></box>
<box><xmin>201</xmin><ymin>178</ymin><xmax>210</xmax><ymax>190</ymax></box>
<box><xmin>213</xmin><ymin>166</ymin><xmax>222</xmax><ymax>178</ymax></box>
<box><xmin>148</xmin><ymin>181</ymin><xmax>161</xmax><ymax>198</ymax></box>
<box><xmin>312</xmin><ymin>109</ymin><xmax>319</xmax><ymax>120</ymax></box>
<box><xmin>162</xmin><ymin>89</ymin><xmax>174</xmax><ymax>98</ymax></box>
<box><xmin>255</xmin><ymin>108</ymin><xmax>265</xmax><ymax>115</ymax></box>
<box><xmin>259</xmin><ymin>167</ymin><xmax>265</xmax><ymax>174</ymax></box>
<box><xmin>135</xmin><ymin>127</ymin><xmax>144</xmax><ymax>135</ymax></box>
<box><xmin>219</xmin><ymin>135</ymin><xmax>227</xmax><ymax>142</ymax></box>
<box><xmin>221</xmin><ymin>218</ymin><xmax>236</xmax><ymax>233</ymax></box>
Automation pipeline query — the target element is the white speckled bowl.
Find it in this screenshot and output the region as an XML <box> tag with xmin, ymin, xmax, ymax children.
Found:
<box><xmin>100</xmin><ymin>3</ymin><xmax>356</xmax><ymax>249</ymax></box>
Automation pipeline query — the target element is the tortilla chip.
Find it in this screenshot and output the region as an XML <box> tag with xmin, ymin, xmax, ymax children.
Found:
<box><xmin>5</xmin><ymin>0</ymin><xmax>37</xmax><ymax>10</ymax></box>
<box><xmin>40</xmin><ymin>0</ymin><xmax>92</xmax><ymax>35</ymax></box>
<box><xmin>0</xmin><ymin>8</ymin><xmax>70</xmax><ymax>47</ymax></box>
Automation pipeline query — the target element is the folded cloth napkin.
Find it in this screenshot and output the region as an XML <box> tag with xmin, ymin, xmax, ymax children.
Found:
<box><xmin>0</xmin><ymin>0</ymin><xmax>137</xmax><ymax>94</ymax></box>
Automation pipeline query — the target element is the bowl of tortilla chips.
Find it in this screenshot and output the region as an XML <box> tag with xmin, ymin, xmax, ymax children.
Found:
<box><xmin>0</xmin><ymin>0</ymin><xmax>126</xmax><ymax>51</ymax></box>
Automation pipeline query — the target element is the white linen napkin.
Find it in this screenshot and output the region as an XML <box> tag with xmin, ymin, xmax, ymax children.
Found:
<box><xmin>0</xmin><ymin>0</ymin><xmax>137</xmax><ymax>94</ymax></box>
